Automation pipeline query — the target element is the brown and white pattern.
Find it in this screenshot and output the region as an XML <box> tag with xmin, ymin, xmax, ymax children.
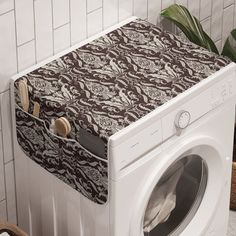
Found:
<box><xmin>15</xmin><ymin>106</ymin><xmax>108</xmax><ymax>204</ymax></box>
<box><xmin>14</xmin><ymin>19</ymin><xmax>230</xmax><ymax>204</ymax></box>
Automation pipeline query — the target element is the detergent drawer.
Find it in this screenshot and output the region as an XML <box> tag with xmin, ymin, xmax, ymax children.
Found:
<box><xmin>109</xmin><ymin>118</ymin><xmax>163</xmax><ymax>176</ymax></box>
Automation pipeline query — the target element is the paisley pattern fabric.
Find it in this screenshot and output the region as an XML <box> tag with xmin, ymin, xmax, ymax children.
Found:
<box><xmin>14</xmin><ymin>18</ymin><xmax>230</xmax><ymax>204</ymax></box>
<box><xmin>15</xmin><ymin>106</ymin><xmax>108</xmax><ymax>204</ymax></box>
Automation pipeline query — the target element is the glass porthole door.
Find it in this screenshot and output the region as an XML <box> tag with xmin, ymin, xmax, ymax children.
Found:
<box><xmin>143</xmin><ymin>155</ymin><xmax>208</xmax><ymax>236</ymax></box>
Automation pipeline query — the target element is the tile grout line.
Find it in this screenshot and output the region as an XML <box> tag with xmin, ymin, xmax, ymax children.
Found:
<box><xmin>4</xmin><ymin>159</ymin><xmax>15</xmax><ymax>166</ymax></box>
<box><xmin>33</xmin><ymin>0</ymin><xmax>37</xmax><ymax>64</ymax></box>
<box><xmin>0</xmin><ymin>95</ymin><xmax>8</xmax><ymax>220</ymax></box>
<box><xmin>54</xmin><ymin>21</ymin><xmax>70</xmax><ymax>31</ymax></box>
<box><xmin>51</xmin><ymin>0</ymin><xmax>55</xmax><ymax>55</ymax></box>
<box><xmin>13</xmin><ymin>0</ymin><xmax>19</xmax><ymax>73</ymax></box>
<box><xmin>86</xmin><ymin>0</ymin><xmax>89</xmax><ymax>37</ymax></box>
<box><xmin>199</xmin><ymin>16</ymin><xmax>211</xmax><ymax>24</ymax></box>
<box><xmin>209</xmin><ymin>0</ymin><xmax>213</xmax><ymax>38</ymax></box>
<box><xmin>17</xmin><ymin>38</ymin><xmax>35</xmax><ymax>48</ymax></box>
<box><xmin>0</xmin><ymin>9</ymin><xmax>14</xmax><ymax>17</ymax></box>
<box><xmin>223</xmin><ymin>2</ymin><xmax>236</xmax><ymax>10</ymax></box>
<box><xmin>132</xmin><ymin>0</ymin><xmax>134</xmax><ymax>16</ymax></box>
<box><xmin>11</xmin><ymin>156</ymin><xmax>18</xmax><ymax>224</ymax></box>
<box><xmin>219</xmin><ymin>0</ymin><xmax>225</xmax><ymax>50</ymax></box>
<box><xmin>69</xmin><ymin>0</ymin><xmax>72</xmax><ymax>47</ymax></box>
<box><xmin>118</xmin><ymin>0</ymin><xmax>121</xmax><ymax>21</ymax></box>
<box><xmin>0</xmin><ymin>199</ymin><xmax>6</xmax><ymax>204</ymax></box>
<box><xmin>223</xmin><ymin>2</ymin><xmax>235</xmax><ymax>10</ymax></box>
<box><xmin>221</xmin><ymin>2</ymin><xmax>226</xmax><ymax>51</ymax></box>
<box><xmin>233</xmin><ymin>0</ymin><xmax>236</xmax><ymax>28</ymax></box>
<box><xmin>87</xmin><ymin>6</ymin><xmax>103</xmax><ymax>15</ymax></box>
<box><xmin>85</xmin><ymin>0</ymin><xmax>88</xmax><ymax>38</ymax></box>
<box><xmin>198</xmin><ymin>0</ymin><xmax>201</xmax><ymax>20</ymax></box>
<box><xmin>117</xmin><ymin>0</ymin><xmax>120</xmax><ymax>23</ymax></box>
<box><xmin>102</xmin><ymin>0</ymin><xmax>104</xmax><ymax>31</ymax></box>
<box><xmin>160</xmin><ymin>0</ymin><xmax>164</xmax><ymax>28</ymax></box>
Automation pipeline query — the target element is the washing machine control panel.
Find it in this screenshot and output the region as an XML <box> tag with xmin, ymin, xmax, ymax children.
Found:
<box><xmin>174</xmin><ymin>110</ymin><xmax>191</xmax><ymax>129</ymax></box>
<box><xmin>162</xmin><ymin>74</ymin><xmax>236</xmax><ymax>140</ymax></box>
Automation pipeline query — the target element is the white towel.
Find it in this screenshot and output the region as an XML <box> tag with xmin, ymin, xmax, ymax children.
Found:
<box><xmin>0</xmin><ymin>233</ymin><xmax>10</xmax><ymax>236</ymax></box>
<box><xmin>143</xmin><ymin>163</ymin><xmax>184</xmax><ymax>233</ymax></box>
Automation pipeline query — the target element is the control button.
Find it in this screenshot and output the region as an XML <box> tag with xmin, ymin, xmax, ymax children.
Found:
<box><xmin>175</xmin><ymin>110</ymin><xmax>191</xmax><ymax>129</ymax></box>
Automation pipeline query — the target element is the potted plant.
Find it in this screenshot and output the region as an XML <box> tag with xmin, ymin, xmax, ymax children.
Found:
<box><xmin>160</xmin><ymin>4</ymin><xmax>236</xmax><ymax>62</ymax></box>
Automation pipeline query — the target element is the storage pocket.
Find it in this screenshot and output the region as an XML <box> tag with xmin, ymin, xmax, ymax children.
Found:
<box><xmin>15</xmin><ymin>105</ymin><xmax>108</xmax><ymax>204</ymax></box>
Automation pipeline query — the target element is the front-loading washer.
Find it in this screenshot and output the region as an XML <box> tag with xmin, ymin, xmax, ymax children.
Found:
<box><xmin>108</xmin><ymin>63</ymin><xmax>236</xmax><ymax>236</ymax></box>
<box><xmin>110</xmin><ymin>100</ymin><xmax>235</xmax><ymax>236</ymax></box>
<box><xmin>11</xmin><ymin>17</ymin><xmax>236</xmax><ymax>236</ymax></box>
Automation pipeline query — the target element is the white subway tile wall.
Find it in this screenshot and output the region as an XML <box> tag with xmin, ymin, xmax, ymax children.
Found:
<box><xmin>119</xmin><ymin>0</ymin><xmax>133</xmax><ymax>21</ymax></box>
<box><xmin>224</xmin><ymin>0</ymin><xmax>235</xmax><ymax>7</ymax></box>
<box><xmin>52</xmin><ymin>0</ymin><xmax>70</xmax><ymax>29</ymax></box>
<box><xmin>1</xmin><ymin>91</ymin><xmax>14</xmax><ymax>163</ymax></box>
<box><xmin>0</xmin><ymin>0</ymin><xmax>13</xmax><ymax>15</ymax></box>
<box><xmin>211</xmin><ymin>0</ymin><xmax>224</xmax><ymax>42</ymax></box>
<box><xmin>215</xmin><ymin>39</ymin><xmax>222</xmax><ymax>50</ymax></box>
<box><xmin>134</xmin><ymin>0</ymin><xmax>148</xmax><ymax>19</ymax></box>
<box><xmin>176</xmin><ymin>0</ymin><xmax>188</xmax><ymax>7</ymax></box>
<box><xmin>70</xmin><ymin>0</ymin><xmax>87</xmax><ymax>45</ymax></box>
<box><xmin>15</xmin><ymin>0</ymin><xmax>34</xmax><ymax>46</ymax></box>
<box><xmin>0</xmin><ymin>200</ymin><xmax>7</xmax><ymax>219</ymax></box>
<box><xmin>5</xmin><ymin>161</ymin><xmax>17</xmax><ymax>224</ymax></box>
<box><xmin>201</xmin><ymin>17</ymin><xmax>211</xmax><ymax>36</ymax></box>
<box><xmin>0</xmin><ymin>90</ymin><xmax>16</xmax><ymax>224</ymax></box>
<box><xmin>188</xmin><ymin>0</ymin><xmax>200</xmax><ymax>19</ymax></box>
<box><xmin>222</xmin><ymin>4</ymin><xmax>235</xmax><ymax>46</ymax></box>
<box><xmin>54</xmin><ymin>23</ymin><xmax>70</xmax><ymax>53</ymax></box>
<box><xmin>162</xmin><ymin>0</ymin><xmax>175</xmax><ymax>10</ymax></box>
<box><xmin>0</xmin><ymin>135</ymin><xmax>5</xmax><ymax>202</ymax></box>
<box><xmin>0</xmin><ymin>0</ymin><xmax>236</xmax><ymax>223</ymax></box>
<box><xmin>87</xmin><ymin>0</ymin><xmax>102</xmax><ymax>13</ymax></box>
<box><xmin>34</xmin><ymin>0</ymin><xmax>53</xmax><ymax>62</ymax></box>
<box><xmin>148</xmin><ymin>0</ymin><xmax>161</xmax><ymax>25</ymax></box>
<box><xmin>0</xmin><ymin>11</ymin><xmax>17</xmax><ymax>78</ymax></box>
<box><xmin>87</xmin><ymin>8</ymin><xmax>103</xmax><ymax>37</ymax></box>
<box><xmin>103</xmin><ymin>0</ymin><xmax>119</xmax><ymax>28</ymax></box>
<box><xmin>200</xmin><ymin>0</ymin><xmax>212</xmax><ymax>21</ymax></box>
<box><xmin>17</xmin><ymin>40</ymin><xmax>36</xmax><ymax>71</ymax></box>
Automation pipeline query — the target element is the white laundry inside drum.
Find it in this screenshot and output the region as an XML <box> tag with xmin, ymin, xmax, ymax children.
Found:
<box><xmin>143</xmin><ymin>155</ymin><xmax>208</xmax><ymax>236</ymax></box>
<box><xmin>143</xmin><ymin>162</ymin><xmax>184</xmax><ymax>232</ymax></box>
<box><xmin>0</xmin><ymin>233</ymin><xmax>10</xmax><ymax>236</ymax></box>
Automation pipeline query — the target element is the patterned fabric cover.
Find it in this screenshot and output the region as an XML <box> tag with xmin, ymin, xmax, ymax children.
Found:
<box><xmin>15</xmin><ymin>106</ymin><xmax>108</xmax><ymax>204</ymax></box>
<box><xmin>14</xmin><ymin>18</ymin><xmax>231</xmax><ymax>204</ymax></box>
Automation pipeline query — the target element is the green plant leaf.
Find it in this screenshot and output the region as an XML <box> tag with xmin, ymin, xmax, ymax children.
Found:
<box><xmin>161</xmin><ymin>4</ymin><xmax>219</xmax><ymax>54</ymax></box>
<box><xmin>222</xmin><ymin>29</ymin><xmax>236</xmax><ymax>62</ymax></box>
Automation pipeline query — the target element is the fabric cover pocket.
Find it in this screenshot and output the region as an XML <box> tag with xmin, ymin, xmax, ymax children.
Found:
<box><xmin>15</xmin><ymin>105</ymin><xmax>108</xmax><ymax>204</ymax></box>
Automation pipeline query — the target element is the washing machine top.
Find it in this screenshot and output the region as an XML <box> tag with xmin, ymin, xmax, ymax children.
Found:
<box><xmin>14</xmin><ymin>18</ymin><xmax>230</xmax><ymax>154</ymax></box>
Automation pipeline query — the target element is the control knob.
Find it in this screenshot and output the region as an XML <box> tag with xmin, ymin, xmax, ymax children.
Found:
<box><xmin>174</xmin><ymin>110</ymin><xmax>191</xmax><ymax>135</ymax></box>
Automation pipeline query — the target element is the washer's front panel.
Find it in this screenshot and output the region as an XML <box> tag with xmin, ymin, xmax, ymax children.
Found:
<box><xmin>111</xmin><ymin>100</ymin><xmax>235</xmax><ymax>236</ymax></box>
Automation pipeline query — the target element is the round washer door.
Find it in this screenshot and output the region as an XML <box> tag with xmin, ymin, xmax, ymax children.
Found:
<box><xmin>130</xmin><ymin>137</ymin><xmax>226</xmax><ymax>236</ymax></box>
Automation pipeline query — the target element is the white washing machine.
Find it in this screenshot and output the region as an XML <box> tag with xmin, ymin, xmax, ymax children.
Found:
<box><xmin>11</xmin><ymin>17</ymin><xmax>236</xmax><ymax>236</ymax></box>
<box><xmin>109</xmin><ymin>68</ymin><xmax>236</xmax><ymax>236</ymax></box>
